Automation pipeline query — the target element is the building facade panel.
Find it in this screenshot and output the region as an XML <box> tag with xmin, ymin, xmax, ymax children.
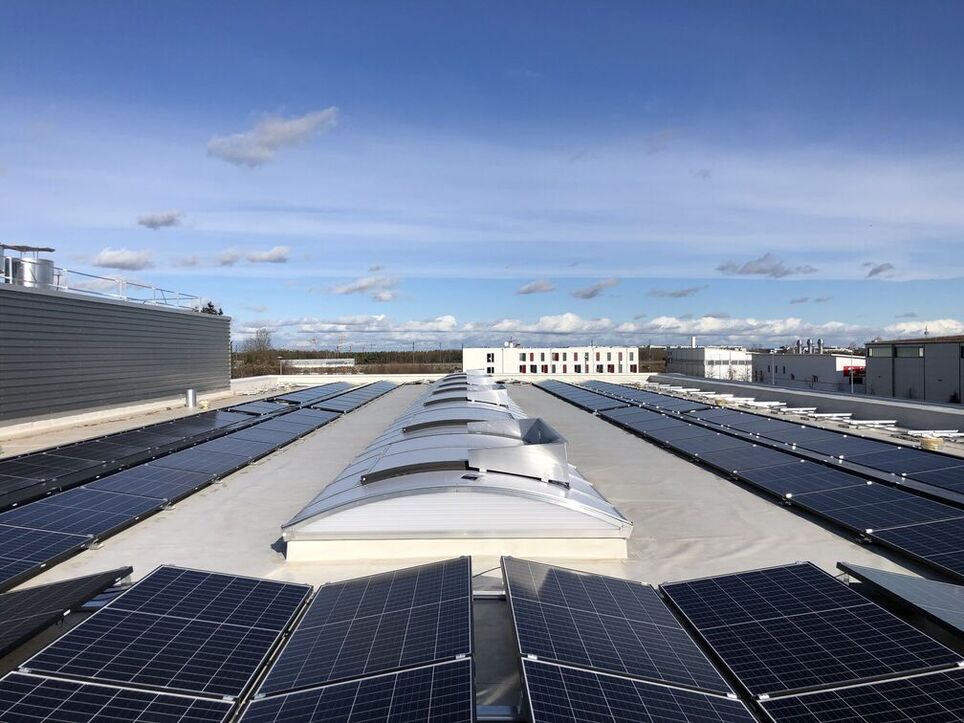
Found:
<box><xmin>0</xmin><ymin>285</ymin><xmax>231</xmax><ymax>424</ymax></box>
<box><xmin>866</xmin><ymin>337</ymin><xmax>963</xmax><ymax>404</ymax></box>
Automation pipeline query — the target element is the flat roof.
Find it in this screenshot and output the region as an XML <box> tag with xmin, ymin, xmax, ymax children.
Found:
<box><xmin>869</xmin><ymin>335</ymin><xmax>964</xmax><ymax>345</ymax></box>
<box><xmin>17</xmin><ymin>383</ymin><xmax>919</xmax><ymax>592</ymax></box>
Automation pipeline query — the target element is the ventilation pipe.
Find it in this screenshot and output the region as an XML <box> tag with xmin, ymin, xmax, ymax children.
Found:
<box><xmin>817</xmin><ymin>338</ymin><xmax>824</xmax><ymax>354</ymax></box>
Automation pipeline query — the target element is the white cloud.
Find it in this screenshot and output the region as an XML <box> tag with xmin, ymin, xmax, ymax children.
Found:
<box><xmin>517</xmin><ymin>279</ymin><xmax>556</xmax><ymax>295</ymax></box>
<box><xmin>91</xmin><ymin>247</ymin><xmax>153</xmax><ymax>271</ymax></box>
<box><xmin>789</xmin><ymin>297</ymin><xmax>809</xmax><ymax>304</ymax></box>
<box><xmin>571</xmin><ymin>278</ymin><xmax>619</xmax><ymax>299</ymax></box>
<box><xmin>207</xmin><ymin>108</ymin><xmax>338</xmax><ymax>167</ymax></box>
<box><xmin>217</xmin><ymin>246</ymin><xmax>290</xmax><ymax>266</ymax></box>
<box><xmin>326</xmin><ymin>275</ymin><xmax>399</xmax><ymax>302</ymax></box>
<box><xmin>883</xmin><ymin>318</ymin><xmax>964</xmax><ymax>337</ymax></box>
<box><xmin>137</xmin><ymin>210</ymin><xmax>183</xmax><ymax>230</ymax></box>
<box><xmin>718</xmin><ymin>253</ymin><xmax>818</xmax><ymax>278</ymax></box>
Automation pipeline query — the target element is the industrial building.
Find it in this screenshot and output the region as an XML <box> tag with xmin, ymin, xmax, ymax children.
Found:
<box><xmin>866</xmin><ymin>334</ymin><xmax>963</xmax><ymax>404</ymax></box>
<box><xmin>0</xmin><ymin>245</ymin><xmax>230</xmax><ymax>429</ymax></box>
<box><xmin>664</xmin><ymin>345</ymin><xmax>752</xmax><ymax>380</ymax></box>
<box><xmin>462</xmin><ymin>344</ymin><xmax>640</xmax><ymax>376</ymax></box>
<box><xmin>284</xmin><ymin>357</ymin><xmax>356</xmax><ymax>370</ymax></box>
<box><xmin>2</xmin><ymin>366</ymin><xmax>964</xmax><ymax>721</ymax></box>
<box><xmin>751</xmin><ymin>349</ymin><xmax>865</xmax><ymax>392</ymax></box>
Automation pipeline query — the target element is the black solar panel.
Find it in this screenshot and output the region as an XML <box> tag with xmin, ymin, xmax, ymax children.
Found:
<box><xmin>231</xmin><ymin>401</ymin><xmax>290</xmax><ymax>416</ymax></box>
<box><xmin>241</xmin><ymin>659</ymin><xmax>475</xmax><ymax>723</ymax></box>
<box><xmin>22</xmin><ymin>566</ymin><xmax>310</xmax><ymax>699</ymax></box>
<box><xmin>522</xmin><ymin>660</ymin><xmax>754</xmax><ymax>723</ymax></box>
<box><xmin>696</xmin><ymin>445</ymin><xmax>794</xmax><ymax>474</ymax></box>
<box><xmin>0</xmin><ymin>567</ymin><xmax>131</xmax><ymax>658</ymax></box>
<box><xmin>258</xmin><ymin>557</ymin><xmax>471</xmax><ymax>695</ymax></box>
<box><xmin>312</xmin><ymin>382</ymin><xmax>397</xmax><ymax>413</ymax></box>
<box><xmin>150</xmin><ymin>446</ymin><xmax>249</xmax><ymax>476</ymax></box>
<box><xmin>669</xmin><ymin>434</ymin><xmax>750</xmax><ymax>456</ymax></box>
<box><xmin>760</xmin><ymin>427</ymin><xmax>842</xmax><ymax>446</ymax></box>
<box><xmin>847</xmin><ymin>449</ymin><xmax>962</xmax><ymax>475</ymax></box>
<box><xmin>662</xmin><ymin>563</ymin><xmax>961</xmax><ymax>696</ymax></box>
<box><xmin>911</xmin><ymin>466</ymin><xmax>964</xmax><ymax>494</ymax></box>
<box><xmin>647</xmin><ymin>425</ymin><xmax>718</xmax><ymax>444</ymax></box>
<box><xmin>760</xmin><ymin>669</ymin><xmax>964</xmax><ymax>722</ymax></box>
<box><xmin>199</xmin><ymin>435</ymin><xmax>277</xmax><ymax>459</ymax></box>
<box><xmin>230</xmin><ymin>426</ymin><xmax>302</xmax><ymax>446</ymax></box>
<box><xmin>0</xmin><ymin>488</ymin><xmax>164</xmax><ymax>537</ymax></box>
<box><xmin>503</xmin><ymin>558</ymin><xmax>731</xmax><ymax>694</ymax></box>
<box><xmin>798</xmin><ymin>436</ymin><xmax>894</xmax><ymax>458</ymax></box>
<box><xmin>0</xmin><ymin>525</ymin><xmax>89</xmax><ymax>591</ymax></box>
<box><xmin>872</xmin><ymin>519</ymin><xmax>964</xmax><ymax>581</ymax></box>
<box><xmin>788</xmin><ymin>483</ymin><xmax>964</xmax><ymax>533</ymax></box>
<box><xmin>111</xmin><ymin>566</ymin><xmax>311</xmax><ymax>631</ymax></box>
<box><xmin>59</xmin><ymin>440</ymin><xmax>143</xmax><ymax>463</ymax></box>
<box><xmin>738</xmin><ymin>461</ymin><xmax>864</xmax><ymax>497</ymax></box>
<box><xmin>0</xmin><ymin>672</ymin><xmax>234</xmax><ymax>722</ymax></box>
<box><xmin>86</xmin><ymin>465</ymin><xmax>215</xmax><ymax>500</ymax></box>
<box><xmin>0</xmin><ymin>453</ymin><xmax>104</xmax><ymax>482</ymax></box>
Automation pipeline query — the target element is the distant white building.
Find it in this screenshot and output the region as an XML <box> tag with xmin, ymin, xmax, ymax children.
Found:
<box><xmin>665</xmin><ymin>347</ymin><xmax>752</xmax><ymax>381</ymax></box>
<box><xmin>752</xmin><ymin>352</ymin><xmax>865</xmax><ymax>393</ymax></box>
<box><xmin>462</xmin><ymin>345</ymin><xmax>641</xmax><ymax>376</ymax></box>
<box><xmin>285</xmin><ymin>358</ymin><xmax>356</xmax><ymax>369</ymax></box>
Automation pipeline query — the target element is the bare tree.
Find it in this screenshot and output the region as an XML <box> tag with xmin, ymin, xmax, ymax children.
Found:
<box><xmin>243</xmin><ymin>328</ymin><xmax>273</xmax><ymax>353</ymax></box>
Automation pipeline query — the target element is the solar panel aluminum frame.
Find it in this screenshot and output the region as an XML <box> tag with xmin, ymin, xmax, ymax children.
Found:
<box><xmin>17</xmin><ymin>565</ymin><xmax>313</xmax><ymax>702</ymax></box>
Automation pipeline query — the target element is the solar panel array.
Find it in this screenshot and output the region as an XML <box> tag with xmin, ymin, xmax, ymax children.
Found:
<box><xmin>539</xmin><ymin>379</ymin><xmax>964</xmax><ymax>583</ymax></box>
<box><xmin>0</xmin><ymin>566</ymin><xmax>310</xmax><ymax>721</ymax></box>
<box><xmin>0</xmin><ymin>384</ymin><xmax>391</xmax><ymax>592</ymax></box>
<box><xmin>311</xmin><ymin>380</ymin><xmax>397</xmax><ymax>413</ymax></box>
<box><xmin>0</xmin><ymin>567</ymin><xmax>131</xmax><ymax>658</ymax></box>
<box><xmin>240</xmin><ymin>557</ymin><xmax>475</xmax><ymax>722</ymax></box>
<box><xmin>271</xmin><ymin>381</ymin><xmax>355</xmax><ymax>405</ymax></box>
<box><xmin>661</xmin><ymin>562</ymin><xmax>964</xmax><ymax>720</ymax></box>
<box><xmin>502</xmin><ymin>557</ymin><xmax>755</xmax><ymax>722</ymax></box>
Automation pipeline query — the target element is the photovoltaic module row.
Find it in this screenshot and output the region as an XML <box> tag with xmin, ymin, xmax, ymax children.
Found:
<box><xmin>310</xmin><ymin>380</ymin><xmax>397</xmax><ymax>413</ymax></box>
<box><xmin>240</xmin><ymin>557</ymin><xmax>476</xmax><ymax>722</ymax></box>
<box><xmin>0</xmin><ymin>566</ymin><xmax>311</xmax><ymax>721</ymax></box>
<box><xmin>0</xmin><ymin>567</ymin><xmax>131</xmax><ymax>659</ymax></box>
<box><xmin>536</xmin><ymin>380</ymin><xmax>964</xmax><ymax>582</ymax></box>
<box><xmin>0</xmin><ymin>384</ymin><xmax>394</xmax><ymax>592</ymax></box>
<box><xmin>0</xmin><ymin>381</ymin><xmax>356</xmax><ymax>512</ymax></box>
<box><xmin>502</xmin><ymin>557</ymin><xmax>756</xmax><ymax>722</ymax></box>
<box><xmin>588</xmin><ymin>378</ymin><xmax>964</xmax><ymax>498</ymax></box>
<box><xmin>662</xmin><ymin>563</ymin><xmax>962</xmax><ymax>694</ymax></box>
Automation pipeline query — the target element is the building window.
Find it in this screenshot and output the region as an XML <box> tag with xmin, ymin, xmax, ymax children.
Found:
<box><xmin>530</xmin><ymin>364</ymin><xmax>537</xmax><ymax>373</ymax></box>
<box><xmin>896</xmin><ymin>346</ymin><xmax>923</xmax><ymax>358</ymax></box>
<box><xmin>486</xmin><ymin>353</ymin><xmax>495</xmax><ymax>363</ymax></box>
<box><xmin>607</xmin><ymin>352</ymin><xmax>612</xmax><ymax>361</ymax></box>
<box><xmin>584</xmin><ymin>352</ymin><xmax>589</xmax><ymax>361</ymax></box>
<box><xmin>551</xmin><ymin>365</ymin><xmax>556</xmax><ymax>373</ymax></box>
<box><xmin>782</xmin><ymin>366</ymin><xmax>786</xmax><ymax>373</ymax></box>
<box><xmin>541</xmin><ymin>364</ymin><xmax>549</xmax><ymax>373</ymax></box>
<box><xmin>618</xmin><ymin>352</ymin><xmax>623</xmax><ymax>361</ymax></box>
<box><xmin>562</xmin><ymin>352</ymin><xmax>567</xmax><ymax>361</ymax></box>
<box><xmin>868</xmin><ymin>346</ymin><xmax>893</xmax><ymax>357</ymax></box>
<box><xmin>595</xmin><ymin>352</ymin><xmax>600</xmax><ymax>361</ymax></box>
<box><xmin>630</xmin><ymin>364</ymin><xmax>637</xmax><ymax>373</ymax></box>
<box><xmin>520</xmin><ymin>353</ymin><xmax>526</xmax><ymax>362</ymax></box>
<box><xmin>618</xmin><ymin>365</ymin><xmax>623</xmax><ymax>373</ymax></box>
<box><xmin>563</xmin><ymin>364</ymin><xmax>567</xmax><ymax>373</ymax></box>
<box><xmin>629</xmin><ymin>352</ymin><xmax>635</xmax><ymax>361</ymax></box>
<box><xmin>607</xmin><ymin>364</ymin><xmax>615</xmax><ymax>373</ymax></box>
<box><xmin>540</xmin><ymin>352</ymin><xmax>546</xmax><ymax>361</ymax></box>
<box><xmin>529</xmin><ymin>353</ymin><xmax>535</xmax><ymax>361</ymax></box>
<box><xmin>574</xmin><ymin>364</ymin><xmax>582</xmax><ymax>373</ymax></box>
<box><xmin>552</xmin><ymin>352</ymin><xmax>559</xmax><ymax>361</ymax></box>
<box><xmin>519</xmin><ymin>365</ymin><xmax>526</xmax><ymax>373</ymax></box>
<box><xmin>486</xmin><ymin>366</ymin><xmax>494</xmax><ymax>374</ymax></box>
<box><xmin>596</xmin><ymin>364</ymin><xmax>604</xmax><ymax>373</ymax></box>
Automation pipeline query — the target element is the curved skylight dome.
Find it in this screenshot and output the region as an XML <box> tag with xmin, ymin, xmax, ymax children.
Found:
<box><xmin>283</xmin><ymin>372</ymin><xmax>632</xmax><ymax>560</ymax></box>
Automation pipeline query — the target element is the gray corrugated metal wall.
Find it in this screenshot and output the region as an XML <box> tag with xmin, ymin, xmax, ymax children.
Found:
<box><xmin>0</xmin><ymin>285</ymin><xmax>230</xmax><ymax>424</ymax></box>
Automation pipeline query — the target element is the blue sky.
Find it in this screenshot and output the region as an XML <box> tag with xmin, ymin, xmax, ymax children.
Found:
<box><xmin>1</xmin><ymin>1</ymin><xmax>962</xmax><ymax>349</ymax></box>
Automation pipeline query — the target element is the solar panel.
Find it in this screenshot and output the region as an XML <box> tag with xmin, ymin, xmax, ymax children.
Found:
<box><xmin>241</xmin><ymin>659</ymin><xmax>475</xmax><ymax>723</ymax></box>
<box><xmin>661</xmin><ymin>562</ymin><xmax>962</xmax><ymax>696</ymax></box>
<box><xmin>0</xmin><ymin>488</ymin><xmax>164</xmax><ymax>537</ymax></box>
<box><xmin>838</xmin><ymin>562</ymin><xmax>964</xmax><ymax>635</ymax></box>
<box><xmin>198</xmin><ymin>435</ymin><xmax>277</xmax><ymax>459</ymax></box>
<box><xmin>59</xmin><ymin>440</ymin><xmax>143</xmax><ymax>463</ymax></box>
<box><xmin>738</xmin><ymin>462</ymin><xmax>865</xmax><ymax>497</ymax></box>
<box><xmin>647</xmin><ymin>425</ymin><xmax>718</xmax><ymax>444</ymax></box>
<box><xmin>787</xmin><ymin>483</ymin><xmax>964</xmax><ymax>533</ymax></box>
<box><xmin>258</xmin><ymin>557</ymin><xmax>471</xmax><ymax>695</ymax></box>
<box><xmin>0</xmin><ymin>453</ymin><xmax>104</xmax><ymax>481</ymax></box>
<box><xmin>911</xmin><ymin>466</ymin><xmax>964</xmax><ymax>494</ymax></box>
<box><xmin>0</xmin><ymin>525</ymin><xmax>89</xmax><ymax>591</ymax></box>
<box><xmin>230</xmin><ymin>426</ymin><xmax>302</xmax><ymax>446</ymax></box>
<box><xmin>86</xmin><ymin>465</ymin><xmax>215</xmax><ymax>501</ymax></box>
<box><xmin>668</xmin><ymin>434</ymin><xmax>750</xmax><ymax>456</ymax></box>
<box><xmin>149</xmin><ymin>446</ymin><xmax>249</xmax><ymax>476</ymax></box>
<box><xmin>21</xmin><ymin>566</ymin><xmax>310</xmax><ymax>699</ymax></box>
<box><xmin>0</xmin><ymin>672</ymin><xmax>234</xmax><ymax>722</ymax></box>
<box><xmin>871</xmin><ymin>519</ymin><xmax>964</xmax><ymax>581</ymax></box>
<box><xmin>759</xmin><ymin>427</ymin><xmax>842</xmax><ymax>446</ymax></box>
<box><xmin>230</xmin><ymin>401</ymin><xmax>290</xmax><ymax>416</ymax></box>
<box><xmin>798</xmin><ymin>436</ymin><xmax>894</xmax><ymax>458</ymax></box>
<box><xmin>696</xmin><ymin>445</ymin><xmax>794</xmax><ymax>474</ymax></box>
<box><xmin>847</xmin><ymin>449</ymin><xmax>962</xmax><ymax>475</ymax></box>
<box><xmin>760</xmin><ymin>669</ymin><xmax>964</xmax><ymax>722</ymax></box>
<box><xmin>522</xmin><ymin>660</ymin><xmax>754</xmax><ymax>723</ymax></box>
<box><xmin>110</xmin><ymin>566</ymin><xmax>311</xmax><ymax>631</ymax></box>
<box><xmin>503</xmin><ymin>557</ymin><xmax>731</xmax><ymax>694</ymax></box>
<box><xmin>0</xmin><ymin>567</ymin><xmax>131</xmax><ymax>658</ymax></box>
